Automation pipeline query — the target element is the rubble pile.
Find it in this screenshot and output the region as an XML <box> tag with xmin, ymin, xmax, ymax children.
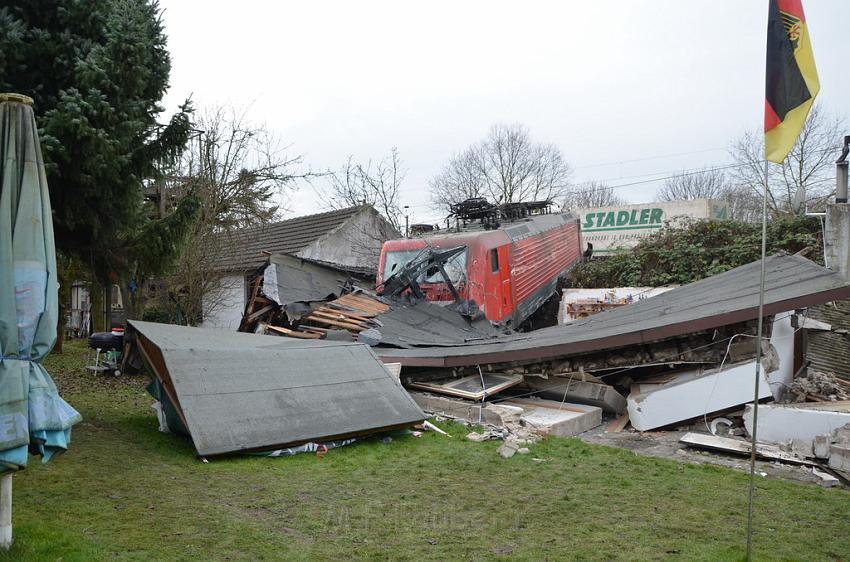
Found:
<box><xmin>788</xmin><ymin>370</ymin><xmax>850</xmax><ymax>402</ymax></box>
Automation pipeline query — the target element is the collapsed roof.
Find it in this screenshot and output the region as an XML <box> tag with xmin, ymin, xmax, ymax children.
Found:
<box><xmin>127</xmin><ymin>320</ymin><xmax>424</xmax><ymax>456</ymax></box>
<box><xmin>374</xmin><ymin>254</ymin><xmax>850</xmax><ymax>367</ymax></box>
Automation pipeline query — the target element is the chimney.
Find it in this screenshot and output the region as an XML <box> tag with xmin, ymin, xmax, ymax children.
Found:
<box><xmin>825</xmin><ymin>136</ymin><xmax>850</xmax><ymax>278</ymax></box>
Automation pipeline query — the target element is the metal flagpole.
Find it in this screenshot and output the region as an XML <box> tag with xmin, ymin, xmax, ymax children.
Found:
<box><xmin>746</xmin><ymin>158</ymin><xmax>770</xmax><ymax>561</ymax></box>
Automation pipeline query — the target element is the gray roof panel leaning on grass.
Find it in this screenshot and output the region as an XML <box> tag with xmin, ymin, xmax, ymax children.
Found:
<box><xmin>127</xmin><ymin>320</ymin><xmax>424</xmax><ymax>457</ymax></box>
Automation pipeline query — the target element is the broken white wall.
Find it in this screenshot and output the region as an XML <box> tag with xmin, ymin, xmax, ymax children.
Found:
<box><xmin>766</xmin><ymin>313</ymin><xmax>795</xmax><ymax>400</ymax></box>
<box><xmin>628</xmin><ymin>357</ymin><xmax>773</xmax><ymax>431</ymax></box>
<box><xmin>297</xmin><ymin>208</ymin><xmax>400</xmax><ymax>270</ymax></box>
<box><xmin>201</xmin><ymin>274</ymin><xmax>246</xmax><ymax>330</ymax></box>
<box><xmin>744</xmin><ymin>404</ymin><xmax>850</xmax><ymax>444</ymax></box>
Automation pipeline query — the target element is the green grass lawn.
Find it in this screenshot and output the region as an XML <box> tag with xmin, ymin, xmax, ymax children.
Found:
<box><xmin>1</xmin><ymin>339</ymin><xmax>848</xmax><ymax>561</ymax></box>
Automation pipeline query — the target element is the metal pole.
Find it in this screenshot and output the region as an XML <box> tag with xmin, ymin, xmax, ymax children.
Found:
<box><xmin>837</xmin><ymin>161</ymin><xmax>848</xmax><ymax>204</ymax></box>
<box><xmin>0</xmin><ymin>473</ymin><xmax>11</xmax><ymax>549</ymax></box>
<box><xmin>746</xmin><ymin>158</ymin><xmax>770</xmax><ymax>561</ymax></box>
<box><xmin>404</xmin><ymin>205</ymin><xmax>410</xmax><ymax>238</ymax></box>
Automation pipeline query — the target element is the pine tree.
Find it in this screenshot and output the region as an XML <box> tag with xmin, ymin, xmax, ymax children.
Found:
<box><xmin>0</xmin><ymin>0</ymin><xmax>198</xmax><ymax>279</ymax></box>
<box><xmin>0</xmin><ymin>1</ymin><xmax>201</xmax><ymax>324</ymax></box>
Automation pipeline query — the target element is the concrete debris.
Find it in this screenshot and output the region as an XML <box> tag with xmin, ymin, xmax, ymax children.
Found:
<box><xmin>828</xmin><ymin>444</ymin><xmax>850</xmax><ymax>472</ymax></box>
<box><xmin>410</xmin><ymin>392</ymin><xmax>524</xmax><ymax>427</ymax></box>
<box><xmin>628</xmin><ymin>355</ymin><xmax>774</xmax><ymax>432</ymax></box>
<box><xmin>812</xmin><ymin>467</ymin><xmax>840</xmax><ymax>488</ymax></box>
<box><xmin>743</xmin><ymin>404</ymin><xmax>850</xmax><ymax>445</ymax></box>
<box><xmin>679</xmin><ymin>432</ymin><xmax>819</xmax><ymax>467</ymax></box>
<box><xmin>465</xmin><ymin>432</ymin><xmax>490</xmax><ymax>442</ymax></box>
<box><xmin>517</xmin><ymin>447</ymin><xmax>531</xmax><ymax>455</ymax></box>
<box><xmin>791</xmin><ymin>438</ymin><xmax>814</xmax><ymax>459</ymax></box>
<box><xmin>502</xmin><ymin>398</ymin><xmax>602</xmax><ymax>438</ymax></box>
<box><xmin>497</xmin><ymin>439</ymin><xmax>519</xmax><ymax>459</ymax></box>
<box><xmin>520</xmin><ymin>376</ymin><xmax>627</xmax><ymax>414</ymax></box>
<box><xmin>788</xmin><ymin>370</ymin><xmax>850</xmax><ymax>402</ymax></box>
<box><xmin>814</xmin><ymin>434</ymin><xmax>831</xmax><ymax>459</ymax></box>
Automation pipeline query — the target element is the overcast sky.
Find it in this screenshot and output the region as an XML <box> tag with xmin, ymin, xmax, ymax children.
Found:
<box><xmin>159</xmin><ymin>0</ymin><xmax>849</xmax><ymax>224</ymax></box>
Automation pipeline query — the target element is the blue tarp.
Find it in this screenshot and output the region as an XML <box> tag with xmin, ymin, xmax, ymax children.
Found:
<box><xmin>0</xmin><ymin>95</ymin><xmax>81</xmax><ymax>472</ymax></box>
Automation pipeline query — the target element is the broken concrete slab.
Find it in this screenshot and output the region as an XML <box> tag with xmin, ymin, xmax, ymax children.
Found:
<box><xmin>409</xmin><ymin>392</ymin><xmax>523</xmax><ymax>426</ymax></box>
<box><xmin>828</xmin><ymin>444</ymin><xmax>850</xmax><ymax>472</ymax></box>
<box><xmin>814</xmin><ymin>434</ymin><xmax>831</xmax><ymax>459</ymax></box>
<box><xmin>812</xmin><ymin>467</ymin><xmax>840</xmax><ymax>488</ymax></box>
<box><xmin>680</xmin><ymin>432</ymin><xmax>819</xmax><ymax>467</ymax></box>
<box><xmin>521</xmin><ymin>376</ymin><xmax>626</xmax><ymax>414</ymax></box>
<box><xmin>743</xmin><ymin>404</ymin><xmax>850</xmax><ymax>444</ymax></box>
<box><xmin>628</xmin><ymin>358</ymin><xmax>773</xmax><ymax>432</ymax></box>
<box><xmin>501</xmin><ymin>398</ymin><xmax>602</xmax><ymax>437</ymax></box>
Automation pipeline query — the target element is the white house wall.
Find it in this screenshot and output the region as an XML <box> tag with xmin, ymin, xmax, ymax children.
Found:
<box><xmin>297</xmin><ymin>209</ymin><xmax>399</xmax><ymax>270</ymax></box>
<box><xmin>201</xmin><ymin>274</ymin><xmax>246</xmax><ymax>330</ymax></box>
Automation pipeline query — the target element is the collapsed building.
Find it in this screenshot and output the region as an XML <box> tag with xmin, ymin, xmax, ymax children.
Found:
<box><xmin>121</xmin><ymin>189</ymin><xmax>850</xmax><ymax>484</ymax></box>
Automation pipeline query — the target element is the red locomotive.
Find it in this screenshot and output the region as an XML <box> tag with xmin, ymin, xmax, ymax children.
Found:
<box><xmin>376</xmin><ymin>200</ymin><xmax>583</xmax><ymax>328</ymax></box>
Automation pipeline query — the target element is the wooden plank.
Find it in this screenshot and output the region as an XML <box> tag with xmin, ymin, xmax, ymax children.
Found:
<box><xmin>266</xmin><ymin>325</ymin><xmax>323</xmax><ymax>339</ymax></box>
<box><xmin>319</xmin><ymin>305</ymin><xmax>376</xmax><ymax>322</ymax></box>
<box><xmin>325</xmin><ymin>302</ymin><xmax>380</xmax><ymax>318</ymax></box>
<box><xmin>606</xmin><ymin>413</ymin><xmax>630</xmax><ymax>433</ymax></box>
<box><xmin>383</xmin><ymin>362</ymin><xmax>402</xmax><ymax>380</ymax></box>
<box><xmin>304</xmin><ymin>317</ymin><xmax>365</xmax><ymax>332</ymax></box>
<box><xmin>336</xmin><ymin>294</ymin><xmax>389</xmax><ymax>313</ymax></box>
<box><xmin>408</xmin><ymin>374</ymin><xmax>522</xmax><ymax>401</ymax></box>
<box><xmin>310</xmin><ymin>309</ymin><xmax>370</xmax><ymax>327</ymax></box>
<box><xmin>246</xmin><ymin>304</ymin><xmax>275</xmax><ymax>323</ymax></box>
<box><xmin>298</xmin><ymin>326</ymin><xmax>330</xmax><ymax>333</ymax></box>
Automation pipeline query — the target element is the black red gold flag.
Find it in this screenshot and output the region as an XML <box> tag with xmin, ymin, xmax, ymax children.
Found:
<box><xmin>764</xmin><ymin>0</ymin><xmax>819</xmax><ymax>164</ymax></box>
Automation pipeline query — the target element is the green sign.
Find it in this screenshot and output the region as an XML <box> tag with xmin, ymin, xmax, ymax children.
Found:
<box><xmin>582</xmin><ymin>208</ymin><xmax>664</xmax><ymax>231</ymax></box>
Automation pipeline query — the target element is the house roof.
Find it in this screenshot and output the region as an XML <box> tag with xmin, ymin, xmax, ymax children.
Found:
<box><xmin>806</xmin><ymin>298</ymin><xmax>850</xmax><ymax>381</ymax></box>
<box><xmin>213</xmin><ymin>205</ymin><xmax>370</xmax><ymax>272</ymax></box>
<box><xmin>128</xmin><ymin>320</ymin><xmax>424</xmax><ymax>456</ymax></box>
<box><xmin>374</xmin><ymin>254</ymin><xmax>850</xmax><ymax>367</ymax></box>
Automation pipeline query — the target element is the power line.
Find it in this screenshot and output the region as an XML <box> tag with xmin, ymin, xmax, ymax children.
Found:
<box><xmin>573</xmin><ymin>146</ymin><xmax>729</xmax><ymax>171</ymax></box>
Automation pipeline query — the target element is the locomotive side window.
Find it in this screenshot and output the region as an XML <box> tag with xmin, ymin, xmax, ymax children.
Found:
<box><xmin>490</xmin><ymin>249</ymin><xmax>499</xmax><ymax>272</ymax></box>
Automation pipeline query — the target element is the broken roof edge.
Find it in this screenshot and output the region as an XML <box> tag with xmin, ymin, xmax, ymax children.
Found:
<box><xmin>377</xmin><ymin>283</ymin><xmax>850</xmax><ymax>368</ymax></box>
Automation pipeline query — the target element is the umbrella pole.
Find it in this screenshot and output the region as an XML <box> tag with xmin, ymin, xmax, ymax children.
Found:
<box><xmin>0</xmin><ymin>473</ymin><xmax>10</xmax><ymax>548</ymax></box>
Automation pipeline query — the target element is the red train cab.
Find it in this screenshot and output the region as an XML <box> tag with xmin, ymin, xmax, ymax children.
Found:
<box><xmin>376</xmin><ymin>210</ymin><xmax>582</xmax><ymax>328</ymax></box>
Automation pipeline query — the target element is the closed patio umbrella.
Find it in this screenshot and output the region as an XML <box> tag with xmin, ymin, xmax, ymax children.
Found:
<box><xmin>0</xmin><ymin>93</ymin><xmax>82</xmax><ymax>546</ymax></box>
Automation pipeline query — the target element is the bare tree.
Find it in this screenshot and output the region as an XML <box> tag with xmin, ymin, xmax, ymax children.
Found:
<box><xmin>153</xmin><ymin>106</ymin><xmax>308</xmax><ymax>324</ymax></box>
<box><xmin>325</xmin><ymin>147</ymin><xmax>405</xmax><ymax>232</ymax></box>
<box><xmin>562</xmin><ymin>181</ymin><xmax>626</xmax><ymax>210</ymax></box>
<box><xmin>430</xmin><ymin>124</ymin><xmax>572</xmax><ymax>211</ymax></box>
<box><xmin>656</xmin><ymin>168</ymin><xmax>729</xmax><ymax>202</ymax></box>
<box><xmin>722</xmin><ymin>184</ymin><xmax>762</xmax><ymax>223</ymax></box>
<box><xmin>729</xmin><ymin>104</ymin><xmax>845</xmax><ymax>215</ymax></box>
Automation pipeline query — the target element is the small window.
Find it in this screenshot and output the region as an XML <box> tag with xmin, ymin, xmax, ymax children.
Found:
<box><xmin>490</xmin><ymin>249</ymin><xmax>500</xmax><ymax>273</ymax></box>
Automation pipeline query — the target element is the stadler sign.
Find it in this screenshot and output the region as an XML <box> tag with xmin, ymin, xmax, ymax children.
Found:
<box><xmin>574</xmin><ymin>199</ymin><xmax>729</xmax><ymax>255</ymax></box>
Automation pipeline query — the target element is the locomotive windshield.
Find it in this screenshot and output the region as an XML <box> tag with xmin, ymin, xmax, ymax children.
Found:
<box><xmin>383</xmin><ymin>247</ymin><xmax>468</xmax><ymax>285</ymax></box>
